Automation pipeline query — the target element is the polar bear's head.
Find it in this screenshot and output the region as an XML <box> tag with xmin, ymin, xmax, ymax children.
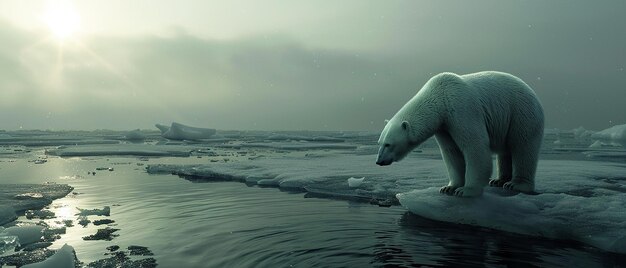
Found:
<box><xmin>376</xmin><ymin>119</ymin><xmax>413</xmax><ymax>166</ymax></box>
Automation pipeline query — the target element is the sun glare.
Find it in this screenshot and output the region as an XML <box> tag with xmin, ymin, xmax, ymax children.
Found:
<box><xmin>44</xmin><ymin>3</ymin><xmax>80</xmax><ymax>41</ymax></box>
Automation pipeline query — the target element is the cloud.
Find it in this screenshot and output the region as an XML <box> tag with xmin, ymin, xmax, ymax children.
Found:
<box><xmin>0</xmin><ymin>0</ymin><xmax>625</xmax><ymax>132</ymax></box>
<box><xmin>0</xmin><ymin>22</ymin><xmax>416</xmax><ymax>130</ymax></box>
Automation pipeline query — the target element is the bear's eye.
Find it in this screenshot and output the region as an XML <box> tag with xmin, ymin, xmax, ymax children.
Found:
<box><xmin>384</xmin><ymin>143</ymin><xmax>390</xmax><ymax>148</ymax></box>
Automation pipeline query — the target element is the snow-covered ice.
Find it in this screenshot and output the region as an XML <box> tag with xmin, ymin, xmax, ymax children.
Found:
<box><xmin>397</xmin><ymin>188</ymin><xmax>626</xmax><ymax>254</ymax></box>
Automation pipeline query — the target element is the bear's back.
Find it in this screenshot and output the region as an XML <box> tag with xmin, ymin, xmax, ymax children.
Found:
<box><xmin>460</xmin><ymin>71</ymin><xmax>544</xmax><ymax>150</ymax></box>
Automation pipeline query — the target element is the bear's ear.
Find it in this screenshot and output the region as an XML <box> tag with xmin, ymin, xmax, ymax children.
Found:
<box><xmin>401</xmin><ymin>121</ymin><xmax>410</xmax><ymax>131</ymax></box>
<box><xmin>384</xmin><ymin>119</ymin><xmax>390</xmax><ymax>124</ymax></box>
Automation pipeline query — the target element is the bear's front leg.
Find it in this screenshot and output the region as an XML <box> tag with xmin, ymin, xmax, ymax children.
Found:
<box><xmin>454</xmin><ymin>145</ymin><xmax>492</xmax><ymax>197</ymax></box>
<box><xmin>435</xmin><ymin>133</ymin><xmax>466</xmax><ymax>195</ymax></box>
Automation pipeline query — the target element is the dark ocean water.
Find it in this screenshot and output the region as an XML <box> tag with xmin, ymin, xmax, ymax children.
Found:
<box><xmin>2</xmin><ymin>156</ymin><xmax>624</xmax><ymax>268</ymax></box>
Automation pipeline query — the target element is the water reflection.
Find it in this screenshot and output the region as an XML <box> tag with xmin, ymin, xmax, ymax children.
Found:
<box><xmin>395</xmin><ymin>212</ymin><xmax>626</xmax><ymax>267</ymax></box>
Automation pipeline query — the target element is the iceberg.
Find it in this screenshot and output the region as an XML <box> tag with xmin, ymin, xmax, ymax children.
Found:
<box><xmin>156</xmin><ymin>122</ymin><xmax>216</xmax><ymax>140</ymax></box>
<box><xmin>591</xmin><ymin>123</ymin><xmax>626</xmax><ymax>146</ymax></box>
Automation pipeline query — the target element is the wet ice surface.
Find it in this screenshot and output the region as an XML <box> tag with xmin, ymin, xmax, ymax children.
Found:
<box><xmin>0</xmin><ymin>129</ymin><xmax>625</xmax><ymax>267</ymax></box>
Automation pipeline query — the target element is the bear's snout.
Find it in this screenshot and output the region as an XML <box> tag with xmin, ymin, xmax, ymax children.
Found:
<box><xmin>376</xmin><ymin>159</ymin><xmax>392</xmax><ymax>166</ymax></box>
<box><xmin>376</xmin><ymin>146</ymin><xmax>393</xmax><ymax>166</ymax></box>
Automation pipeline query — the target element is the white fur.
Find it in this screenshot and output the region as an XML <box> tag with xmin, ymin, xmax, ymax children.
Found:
<box><xmin>377</xmin><ymin>71</ymin><xmax>544</xmax><ymax>197</ymax></box>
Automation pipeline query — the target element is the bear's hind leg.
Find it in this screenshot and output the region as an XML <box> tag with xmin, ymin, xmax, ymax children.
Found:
<box><xmin>503</xmin><ymin>130</ymin><xmax>542</xmax><ymax>193</ymax></box>
<box><xmin>435</xmin><ymin>133</ymin><xmax>465</xmax><ymax>195</ymax></box>
<box><xmin>489</xmin><ymin>151</ymin><xmax>512</xmax><ymax>187</ymax></box>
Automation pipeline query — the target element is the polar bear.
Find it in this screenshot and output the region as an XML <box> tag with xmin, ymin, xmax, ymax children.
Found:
<box><xmin>376</xmin><ymin>71</ymin><xmax>544</xmax><ymax>197</ymax></box>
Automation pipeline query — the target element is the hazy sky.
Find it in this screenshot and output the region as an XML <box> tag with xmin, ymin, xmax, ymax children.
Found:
<box><xmin>0</xmin><ymin>0</ymin><xmax>624</xmax><ymax>131</ymax></box>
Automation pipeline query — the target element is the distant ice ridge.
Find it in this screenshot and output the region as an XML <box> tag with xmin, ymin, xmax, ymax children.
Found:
<box><xmin>572</xmin><ymin>126</ymin><xmax>595</xmax><ymax>140</ymax></box>
<box><xmin>46</xmin><ymin>144</ymin><xmax>193</xmax><ymax>157</ymax></box>
<box><xmin>147</xmin><ymin>155</ymin><xmax>626</xmax><ymax>254</ymax></box>
<box><xmin>156</xmin><ymin>122</ymin><xmax>216</xmax><ymax>140</ymax></box>
<box><xmin>591</xmin><ymin>123</ymin><xmax>626</xmax><ymax>146</ymax></box>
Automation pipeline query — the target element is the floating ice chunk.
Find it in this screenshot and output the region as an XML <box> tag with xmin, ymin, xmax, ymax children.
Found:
<box><xmin>397</xmin><ymin>188</ymin><xmax>626</xmax><ymax>254</ymax></box>
<box><xmin>0</xmin><ymin>233</ymin><xmax>18</xmax><ymax>254</ymax></box>
<box><xmin>347</xmin><ymin>177</ymin><xmax>365</xmax><ymax>188</ymax></box>
<box><xmin>591</xmin><ymin>124</ymin><xmax>626</xmax><ymax>145</ymax></box>
<box><xmin>22</xmin><ymin>244</ymin><xmax>75</xmax><ymax>268</ymax></box>
<box><xmin>2</xmin><ymin>225</ymin><xmax>44</xmax><ymax>246</ymax></box>
<box><xmin>76</xmin><ymin>206</ymin><xmax>110</xmax><ymax>216</ymax></box>
<box><xmin>157</xmin><ymin>122</ymin><xmax>216</xmax><ymax>140</ymax></box>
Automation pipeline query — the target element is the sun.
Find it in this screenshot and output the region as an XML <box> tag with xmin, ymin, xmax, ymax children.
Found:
<box><xmin>44</xmin><ymin>3</ymin><xmax>80</xmax><ymax>41</ymax></box>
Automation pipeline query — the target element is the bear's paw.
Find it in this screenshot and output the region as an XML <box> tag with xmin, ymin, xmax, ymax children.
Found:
<box><xmin>503</xmin><ymin>178</ymin><xmax>535</xmax><ymax>193</ymax></box>
<box><xmin>488</xmin><ymin>178</ymin><xmax>511</xmax><ymax>187</ymax></box>
<box><xmin>453</xmin><ymin>186</ymin><xmax>483</xmax><ymax>197</ymax></box>
<box><xmin>439</xmin><ymin>185</ymin><xmax>460</xmax><ymax>195</ymax></box>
